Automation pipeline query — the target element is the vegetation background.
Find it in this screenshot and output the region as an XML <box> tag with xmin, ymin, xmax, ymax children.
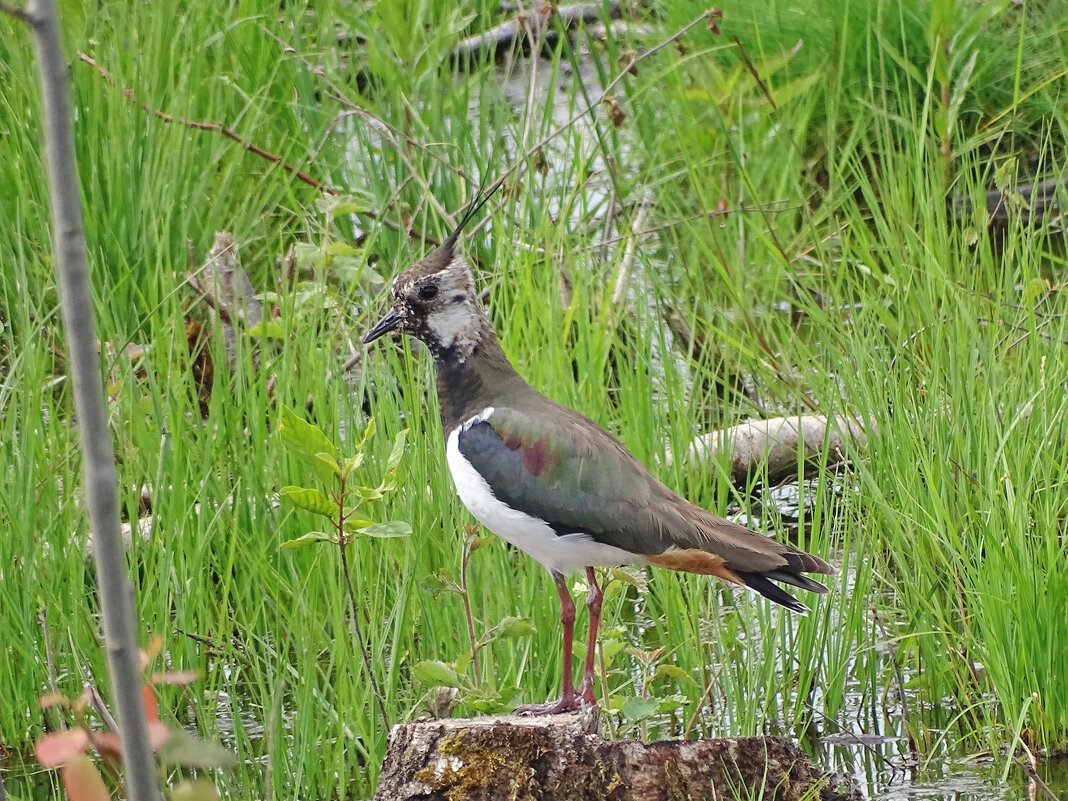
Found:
<box><xmin>1</xmin><ymin>0</ymin><xmax>1066</xmax><ymax>798</ymax></box>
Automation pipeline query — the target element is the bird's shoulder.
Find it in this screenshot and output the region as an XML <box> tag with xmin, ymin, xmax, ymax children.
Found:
<box><xmin>450</xmin><ymin>397</ymin><xmax>680</xmax><ymax>539</ymax></box>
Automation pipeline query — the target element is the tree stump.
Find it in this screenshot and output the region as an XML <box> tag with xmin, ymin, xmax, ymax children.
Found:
<box><xmin>375</xmin><ymin>708</ymin><xmax>857</xmax><ymax>801</ymax></box>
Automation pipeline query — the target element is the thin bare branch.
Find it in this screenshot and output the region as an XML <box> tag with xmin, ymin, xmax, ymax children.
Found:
<box><xmin>19</xmin><ymin>2</ymin><xmax>160</xmax><ymax>798</ymax></box>
<box><xmin>75</xmin><ymin>50</ymin><xmax>439</xmax><ymax>245</ymax></box>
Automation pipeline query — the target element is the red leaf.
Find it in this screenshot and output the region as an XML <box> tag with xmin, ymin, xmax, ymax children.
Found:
<box><xmin>148</xmin><ymin>721</ymin><xmax>172</xmax><ymax>750</ymax></box>
<box><xmin>139</xmin><ymin>633</ymin><xmax>164</xmax><ymax>672</ymax></box>
<box><xmin>142</xmin><ymin>684</ymin><xmax>159</xmax><ymax>722</ymax></box>
<box><xmin>35</xmin><ymin>729</ymin><xmax>90</xmax><ymax>768</ymax></box>
<box><xmin>91</xmin><ymin>731</ymin><xmax>121</xmax><ymax>756</ymax></box>
<box><xmin>61</xmin><ymin>753</ymin><xmax>110</xmax><ymax>801</ymax></box>
<box><xmin>38</xmin><ymin>693</ymin><xmax>71</xmax><ymax>710</ymax></box>
<box><xmin>149</xmin><ymin>669</ymin><xmax>202</xmax><ymax>686</ymax></box>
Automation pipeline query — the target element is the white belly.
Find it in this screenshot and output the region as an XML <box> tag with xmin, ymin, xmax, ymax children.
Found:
<box><xmin>445</xmin><ymin>411</ymin><xmax>636</xmax><ymax>576</ymax></box>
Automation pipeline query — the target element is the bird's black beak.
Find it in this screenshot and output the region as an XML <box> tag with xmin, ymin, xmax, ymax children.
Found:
<box><xmin>363</xmin><ymin>307</ymin><xmax>404</xmax><ymax>345</ymax></box>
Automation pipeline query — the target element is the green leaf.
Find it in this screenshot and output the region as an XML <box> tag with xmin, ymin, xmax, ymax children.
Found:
<box><xmin>340</xmin><ymin>452</ymin><xmax>365</xmax><ymax>479</ymax></box>
<box><xmin>419</xmin><ymin>571</ymin><xmax>463</xmax><ymax>598</ymax></box>
<box><xmin>480</xmin><ymin>615</ymin><xmax>537</xmax><ymax>646</ymax></box>
<box><xmin>654</xmin><ymin>664</ymin><xmax>697</xmax><ymax>686</ymax></box>
<box><xmin>280</xmin><ymin>531</ymin><xmax>337</xmax><ymax>549</ymax></box>
<box><xmin>294</xmin><ymin>284</ymin><xmax>338</xmax><ymax>313</ymax></box>
<box><xmin>620</xmin><ymin>696</ymin><xmax>660</xmax><ymax>721</ymax></box>
<box><xmin>315</xmin><ymin>452</ymin><xmax>342</xmax><ymax>480</ymax></box>
<box><xmin>360</xmin><ymin>417</ymin><xmax>377</xmax><ymax>448</ymax></box>
<box><xmin>453</xmin><ymin>652</ymin><xmax>472</xmax><ymax>676</ymax></box>
<box><xmin>413</xmin><ymin>660</ymin><xmax>461</xmax><ymax>688</ymax></box>
<box><xmin>170</xmin><ymin>779</ymin><xmax>222</xmax><ymax>801</ymax></box>
<box><xmin>355</xmin><ymin>485</ymin><xmax>385</xmax><ymax>502</ymax></box>
<box><xmin>316</xmin><ymin>191</ymin><xmax>375</xmax><ymax>217</ymax></box>
<box><xmin>387</xmin><ymin>429</ymin><xmax>409</xmax><ymax>472</ymax></box>
<box><xmin>330</xmin><ymin>255</ymin><xmax>367</xmax><ymax>284</ymax></box>
<box><xmin>280</xmin><ymin>486</ymin><xmax>336</xmax><ymax>518</ymax></box>
<box><xmin>279</xmin><ymin>405</ymin><xmax>338</xmax><ymax>462</ymax></box>
<box><xmin>247</xmin><ymin>319</ymin><xmax>286</xmax><ymax>339</ymax></box>
<box><xmin>342</xmin><ymin>517</ymin><xmax>376</xmax><ymax>533</ymax></box>
<box><xmin>361</xmin><ymin>521</ymin><xmax>412</xmax><ymax>539</ymax></box>
<box><xmin>655</xmin><ymin>694</ymin><xmax>689</xmax><ymax>713</ymax></box>
<box><xmin>495</xmin><ymin>616</ymin><xmax>536</xmax><ymax>639</ymax></box>
<box><xmin>608</xmin><ymin>566</ymin><xmax>648</xmax><ymax>592</ymax></box>
<box><xmin>293</xmin><ymin>242</ymin><xmax>326</xmax><ymax>272</ymax></box>
<box><xmin>157</xmin><ymin>726</ymin><xmax>239</xmax><ymax>769</ymax></box>
<box><xmin>326</xmin><ymin>241</ymin><xmax>361</xmax><ymax>257</ymax></box>
<box><xmin>600</xmin><ymin>638</ymin><xmax>626</xmax><ymax>666</ymax></box>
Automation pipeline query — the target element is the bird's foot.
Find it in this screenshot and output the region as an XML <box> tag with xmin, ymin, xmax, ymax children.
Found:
<box><xmin>513</xmin><ymin>688</ymin><xmax>594</xmax><ymax>716</ymax></box>
<box><xmin>577</xmin><ymin>674</ymin><xmax>597</xmax><ymax>707</ymax></box>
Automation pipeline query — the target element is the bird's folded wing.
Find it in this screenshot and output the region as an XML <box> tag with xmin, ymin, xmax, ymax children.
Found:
<box><xmin>455</xmin><ymin>405</ymin><xmax>798</xmax><ymax>573</ymax></box>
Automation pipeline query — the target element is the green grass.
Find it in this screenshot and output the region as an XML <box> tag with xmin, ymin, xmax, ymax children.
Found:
<box><xmin>2</xmin><ymin>0</ymin><xmax>1068</xmax><ymax>798</ymax></box>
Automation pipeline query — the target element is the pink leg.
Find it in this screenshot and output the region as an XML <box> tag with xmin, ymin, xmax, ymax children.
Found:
<box><xmin>515</xmin><ymin>572</ymin><xmax>585</xmax><ymax>715</ymax></box>
<box><xmin>555</xmin><ymin>571</ymin><xmax>577</xmax><ymax>701</ymax></box>
<box><xmin>578</xmin><ymin>566</ymin><xmax>603</xmax><ymax>705</ymax></box>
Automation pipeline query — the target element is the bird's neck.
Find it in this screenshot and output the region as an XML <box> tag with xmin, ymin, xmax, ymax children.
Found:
<box><xmin>434</xmin><ymin>329</ymin><xmax>522</xmax><ymax>433</ymax></box>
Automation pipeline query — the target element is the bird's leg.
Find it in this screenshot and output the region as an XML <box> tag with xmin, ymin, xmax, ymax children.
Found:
<box><xmin>555</xmin><ymin>570</ymin><xmax>578</xmax><ymax>703</ymax></box>
<box><xmin>578</xmin><ymin>566</ymin><xmax>603</xmax><ymax>706</ymax></box>
<box><xmin>515</xmin><ymin>571</ymin><xmax>583</xmax><ymax>715</ymax></box>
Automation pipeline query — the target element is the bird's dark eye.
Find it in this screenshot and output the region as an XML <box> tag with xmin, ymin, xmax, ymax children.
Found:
<box><xmin>418</xmin><ymin>284</ymin><xmax>439</xmax><ymax>301</ymax></box>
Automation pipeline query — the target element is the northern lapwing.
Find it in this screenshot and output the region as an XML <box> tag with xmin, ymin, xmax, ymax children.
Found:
<box><xmin>364</xmin><ymin>200</ymin><xmax>835</xmax><ymax>714</ymax></box>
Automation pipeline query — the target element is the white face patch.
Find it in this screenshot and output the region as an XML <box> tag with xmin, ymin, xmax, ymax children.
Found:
<box><xmin>424</xmin><ymin>255</ymin><xmax>483</xmax><ymax>359</ymax></box>
<box><xmin>426</xmin><ymin>297</ymin><xmax>479</xmax><ymax>354</ymax></box>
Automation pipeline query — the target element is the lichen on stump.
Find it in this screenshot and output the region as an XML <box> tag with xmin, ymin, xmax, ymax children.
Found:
<box><xmin>374</xmin><ymin>708</ymin><xmax>858</xmax><ymax>801</ymax></box>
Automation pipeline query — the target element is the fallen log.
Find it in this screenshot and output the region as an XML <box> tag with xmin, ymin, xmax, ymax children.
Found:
<box><xmin>375</xmin><ymin>708</ymin><xmax>857</xmax><ymax>801</ymax></box>
<box><xmin>674</xmin><ymin>414</ymin><xmax>869</xmax><ymax>483</ymax></box>
<box><xmin>450</xmin><ymin>2</ymin><xmax>621</xmax><ymax>63</ymax></box>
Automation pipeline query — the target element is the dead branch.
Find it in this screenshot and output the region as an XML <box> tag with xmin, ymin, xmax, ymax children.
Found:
<box><xmin>5</xmin><ymin>1</ymin><xmax>160</xmax><ymax>796</ymax></box>
<box><xmin>673</xmin><ymin>413</ymin><xmax>869</xmax><ymax>482</ymax></box>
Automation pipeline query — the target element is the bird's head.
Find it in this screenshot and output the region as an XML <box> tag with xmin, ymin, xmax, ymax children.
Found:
<box><xmin>363</xmin><ymin>181</ymin><xmax>504</xmax><ymax>360</ymax></box>
<box><xmin>362</xmin><ymin>236</ymin><xmax>483</xmax><ymax>358</ymax></box>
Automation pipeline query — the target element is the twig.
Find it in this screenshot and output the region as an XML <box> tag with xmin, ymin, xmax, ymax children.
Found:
<box><xmin>1018</xmin><ymin>740</ymin><xmax>1062</xmax><ymax>801</ymax></box>
<box><xmin>460</xmin><ymin>529</ymin><xmax>482</xmax><ymax>686</ymax></box>
<box><xmin>6</xmin><ymin>2</ymin><xmax>161</xmax><ymax>797</ymax></box>
<box><xmin>871</xmin><ymin>606</ymin><xmax>919</xmax><ymax>763</ymax></box>
<box><xmin>682</xmin><ymin>663</ymin><xmax>724</xmax><ymax>739</ymax></box>
<box><xmin>76</xmin><ymin>52</ymin><xmax>330</xmax><ymax>192</ymax></box>
<box><xmin>86</xmin><ymin>683</ymin><xmax>121</xmax><ymax>733</ymax></box>
<box><xmin>611</xmin><ymin>188</ymin><xmax>656</xmax><ymax>306</ymax></box>
<box><xmin>74</xmin><ymin>51</ymin><xmax>437</xmax><ymax>245</ymax></box>
<box><xmin>519</xmin><ymin>4</ymin><xmax>544</xmax><ymax>154</ymax></box>
<box><xmin>38</xmin><ymin>608</ymin><xmax>60</xmax><ymax>696</ymax></box>
<box><xmin>335</xmin><ymin>473</ymin><xmax>390</xmax><ymax>729</ymax></box>
<box><xmin>521</xmin><ymin>8</ymin><xmax>718</xmax><ymax>163</ymax></box>
<box><xmin>733</xmin><ymin>37</ymin><xmax>779</xmax><ymax>112</ymax></box>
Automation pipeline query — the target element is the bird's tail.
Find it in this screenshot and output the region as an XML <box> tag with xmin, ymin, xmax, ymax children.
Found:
<box><xmin>734</xmin><ymin>550</ymin><xmax>833</xmax><ymax>614</ymax></box>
